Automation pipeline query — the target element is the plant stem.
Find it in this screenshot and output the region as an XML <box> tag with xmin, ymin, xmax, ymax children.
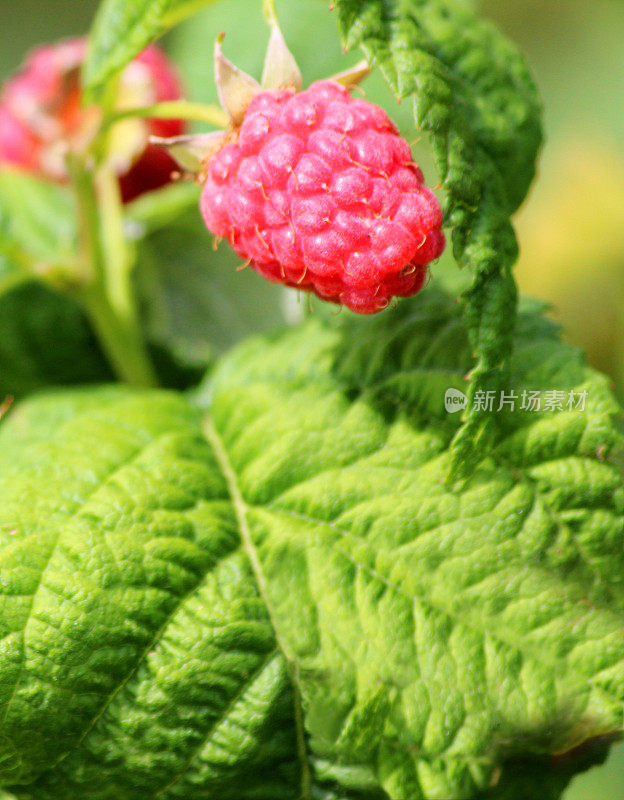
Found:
<box><xmin>69</xmin><ymin>155</ymin><xmax>157</xmax><ymax>388</ymax></box>
<box><xmin>263</xmin><ymin>0</ymin><xmax>278</xmax><ymax>25</ymax></box>
<box><xmin>106</xmin><ymin>101</ymin><xmax>229</xmax><ymax>130</ymax></box>
<box><xmin>96</xmin><ymin>166</ymin><xmax>137</xmax><ymax>335</ymax></box>
<box><xmin>81</xmin><ymin>282</ymin><xmax>156</xmax><ymax>387</ymax></box>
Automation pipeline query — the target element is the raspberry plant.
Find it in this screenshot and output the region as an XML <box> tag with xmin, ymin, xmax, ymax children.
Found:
<box><xmin>0</xmin><ymin>1</ymin><xmax>622</xmax><ymax>799</ymax></box>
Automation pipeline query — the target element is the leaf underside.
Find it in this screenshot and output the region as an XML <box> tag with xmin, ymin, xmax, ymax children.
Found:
<box><xmin>0</xmin><ymin>291</ymin><xmax>622</xmax><ymax>800</ymax></box>
<box><xmin>332</xmin><ymin>0</ymin><xmax>543</xmax><ymax>474</ymax></box>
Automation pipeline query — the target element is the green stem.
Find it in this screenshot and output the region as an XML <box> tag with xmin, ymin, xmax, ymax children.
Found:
<box><xmin>69</xmin><ymin>156</ymin><xmax>157</xmax><ymax>388</ymax></box>
<box><xmin>263</xmin><ymin>0</ymin><xmax>278</xmax><ymax>25</ymax></box>
<box><xmin>96</xmin><ymin>166</ymin><xmax>136</xmax><ymax>332</ymax></box>
<box><xmin>81</xmin><ymin>283</ymin><xmax>156</xmax><ymax>387</ymax></box>
<box><xmin>106</xmin><ymin>101</ymin><xmax>228</xmax><ymax>130</ymax></box>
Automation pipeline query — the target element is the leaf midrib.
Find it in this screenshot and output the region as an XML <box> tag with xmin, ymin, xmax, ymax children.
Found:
<box><xmin>203</xmin><ymin>417</ymin><xmax>313</xmax><ymax>800</ymax></box>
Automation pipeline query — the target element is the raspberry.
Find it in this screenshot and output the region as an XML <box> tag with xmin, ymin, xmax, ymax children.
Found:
<box><xmin>200</xmin><ymin>80</ymin><xmax>444</xmax><ymax>313</ymax></box>
<box><xmin>0</xmin><ymin>38</ymin><xmax>185</xmax><ymax>202</ymax></box>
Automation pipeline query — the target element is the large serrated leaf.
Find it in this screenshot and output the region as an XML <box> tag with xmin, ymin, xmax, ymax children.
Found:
<box><xmin>203</xmin><ymin>292</ymin><xmax>624</xmax><ymax>799</ymax></box>
<box><xmin>0</xmin><ymin>387</ymin><xmax>301</xmax><ymax>796</ymax></box>
<box><xmin>84</xmin><ymin>0</ymin><xmax>221</xmax><ymax>95</ymax></box>
<box><xmin>0</xmin><ymin>292</ymin><xmax>622</xmax><ymax>800</ymax></box>
<box><xmin>332</xmin><ymin>0</ymin><xmax>543</xmax><ymax>473</ymax></box>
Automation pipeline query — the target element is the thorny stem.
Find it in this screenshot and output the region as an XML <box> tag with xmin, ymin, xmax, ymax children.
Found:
<box><xmin>68</xmin><ymin>155</ymin><xmax>157</xmax><ymax>388</ymax></box>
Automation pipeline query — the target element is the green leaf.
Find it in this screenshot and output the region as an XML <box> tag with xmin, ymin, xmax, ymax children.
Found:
<box><xmin>0</xmin><ymin>387</ymin><xmax>301</xmax><ymax>796</ymax></box>
<box><xmin>1</xmin><ymin>292</ymin><xmax>623</xmax><ymax>800</ymax></box>
<box><xmin>84</xmin><ymin>0</ymin><xmax>221</xmax><ymax>95</ymax></box>
<box><xmin>0</xmin><ymin>282</ymin><xmax>112</xmax><ymax>397</ymax></box>
<box><xmin>0</xmin><ymin>384</ymin><xmax>133</xmax><ymax>458</ymax></box>
<box><xmin>0</xmin><ymin>171</ymin><xmax>112</xmax><ymax>397</ymax></box>
<box><xmin>202</xmin><ymin>292</ymin><xmax>624</xmax><ymax>800</ymax></box>
<box><xmin>0</xmin><ymin>170</ymin><xmax>77</xmax><ymax>286</ymax></box>
<box><xmin>332</xmin><ymin>0</ymin><xmax>543</xmax><ymax>473</ymax></box>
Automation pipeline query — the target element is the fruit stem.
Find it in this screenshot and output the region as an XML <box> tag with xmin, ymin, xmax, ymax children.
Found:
<box><xmin>68</xmin><ymin>155</ymin><xmax>157</xmax><ymax>388</ymax></box>
<box><xmin>105</xmin><ymin>101</ymin><xmax>229</xmax><ymax>130</ymax></box>
<box><xmin>263</xmin><ymin>0</ymin><xmax>278</xmax><ymax>25</ymax></box>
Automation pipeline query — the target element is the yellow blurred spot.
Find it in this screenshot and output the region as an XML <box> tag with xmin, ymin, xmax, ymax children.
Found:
<box><xmin>515</xmin><ymin>134</ymin><xmax>624</xmax><ymax>389</ymax></box>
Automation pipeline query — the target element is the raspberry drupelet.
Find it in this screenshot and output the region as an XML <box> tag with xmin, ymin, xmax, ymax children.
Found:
<box><xmin>148</xmin><ymin>23</ymin><xmax>445</xmax><ymax>314</ymax></box>
<box><xmin>0</xmin><ymin>38</ymin><xmax>185</xmax><ymax>202</ymax></box>
<box><xmin>200</xmin><ymin>79</ymin><xmax>445</xmax><ymax>313</ymax></box>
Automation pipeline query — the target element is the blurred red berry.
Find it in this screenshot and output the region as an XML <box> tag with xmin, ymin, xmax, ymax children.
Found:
<box><xmin>0</xmin><ymin>37</ymin><xmax>186</xmax><ymax>202</ymax></box>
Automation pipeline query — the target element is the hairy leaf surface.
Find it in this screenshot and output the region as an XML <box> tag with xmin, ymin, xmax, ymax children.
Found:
<box><xmin>204</xmin><ymin>292</ymin><xmax>624</xmax><ymax>798</ymax></box>
<box><xmin>332</xmin><ymin>0</ymin><xmax>543</xmax><ymax>472</ymax></box>
<box><xmin>0</xmin><ymin>293</ymin><xmax>622</xmax><ymax>799</ymax></box>
<box><xmin>0</xmin><ymin>387</ymin><xmax>300</xmax><ymax>796</ymax></box>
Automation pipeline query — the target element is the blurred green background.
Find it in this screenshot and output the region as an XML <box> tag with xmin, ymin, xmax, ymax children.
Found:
<box><xmin>1</xmin><ymin>0</ymin><xmax>623</xmax><ymax>796</ymax></box>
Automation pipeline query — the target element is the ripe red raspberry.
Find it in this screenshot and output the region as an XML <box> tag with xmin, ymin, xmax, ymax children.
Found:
<box><xmin>0</xmin><ymin>38</ymin><xmax>185</xmax><ymax>202</ymax></box>
<box><xmin>200</xmin><ymin>80</ymin><xmax>445</xmax><ymax>313</ymax></box>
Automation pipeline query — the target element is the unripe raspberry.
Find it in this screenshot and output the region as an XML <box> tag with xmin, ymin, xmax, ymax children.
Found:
<box><xmin>200</xmin><ymin>79</ymin><xmax>444</xmax><ymax>313</ymax></box>
<box><xmin>0</xmin><ymin>38</ymin><xmax>185</xmax><ymax>202</ymax></box>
